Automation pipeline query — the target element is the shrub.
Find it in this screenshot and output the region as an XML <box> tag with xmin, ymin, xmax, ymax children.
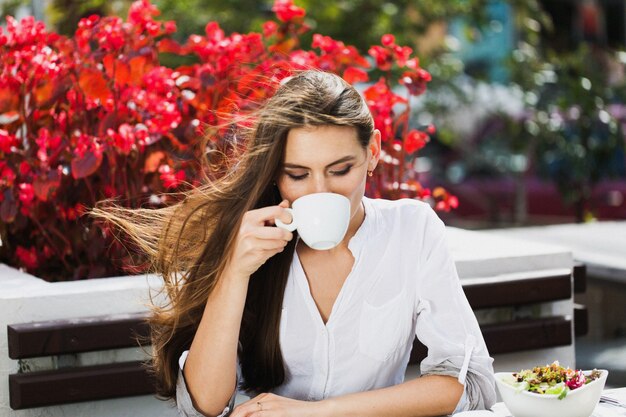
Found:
<box><xmin>0</xmin><ymin>0</ymin><xmax>455</xmax><ymax>281</ymax></box>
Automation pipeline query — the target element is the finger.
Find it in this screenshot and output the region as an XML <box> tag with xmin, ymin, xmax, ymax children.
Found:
<box><xmin>230</xmin><ymin>402</ymin><xmax>254</xmax><ymax>417</ymax></box>
<box><xmin>250</xmin><ymin>226</ymin><xmax>293</xmax><ymax>242</ymax></box>
<box><xmin>232</xmin><ymin>394</ymin><xmax>269</xmax><ymax>416</ymax></box>
<box><xmin>276</xmin><ymin>203</ymin><xmax>293</xmax><ymax>224</ymax></box>
<box><xmin>266</xmin><ymin>199</ymin><xmax>293</xmax><ymax>226</ymax></box>
<box><xmin>246</xmin><ymin>205</ymin><xmax>291</xmax><ymax>226</ymax></box>
<box><xmin>245</xmin><ymin>236</ymin><xmax>288</xmax><ymax>252</ymax></box>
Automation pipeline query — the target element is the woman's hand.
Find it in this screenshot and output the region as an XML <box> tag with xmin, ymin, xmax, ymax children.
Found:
<box><xmin>230</xmin><ymin>393</ymin><xmax>327</xmax><ymax>417</ymax></box>
<box><xmin>224</xmin><ymin>200</ymin><xmax>294</xmax><ymax>279</ymax></box>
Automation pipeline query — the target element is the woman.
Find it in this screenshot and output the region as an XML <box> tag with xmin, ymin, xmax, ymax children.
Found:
<box><xmin>94</xmin><ymin>70</ymin><xmax>495</xmax><ymax>417</ymax></box>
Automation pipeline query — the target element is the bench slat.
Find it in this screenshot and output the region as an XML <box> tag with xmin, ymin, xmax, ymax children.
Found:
<box><xmin>409</xmin><ymin>316</ymin><xmax>572</xmax><ymax>365</ymax></box>
<box><xmin>462</xmin><ymin>274</ymin><xmax>572</xmax><ymax>309</ymax></box>
<box><xmin>8</xmin><ymin>312</ymin><xmax>150</xmax><ymax>359</ymax></box>
<box><xmin>9</xmin><ymin>361</ymin><xmax>155</xmax><ymax>410</ymax></box>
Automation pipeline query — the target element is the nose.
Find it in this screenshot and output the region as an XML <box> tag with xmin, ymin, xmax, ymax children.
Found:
<box><xmin>310</xmin><ymin>174</ymin><xmax>331</xmax><ymax>194</ymax></box>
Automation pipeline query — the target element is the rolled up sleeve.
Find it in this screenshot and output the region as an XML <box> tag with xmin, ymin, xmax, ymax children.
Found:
<box><xmin>176</xmin><ymin>350</ymin><xmax>239</xmax><ymax>417</ymax></box>
<box><xmin>413</xmin><ymin>209</ymin><xmax>496</xmax><ymax>412</ymax></box>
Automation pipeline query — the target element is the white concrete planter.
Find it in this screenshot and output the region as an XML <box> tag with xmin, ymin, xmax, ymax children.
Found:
<box><xmin>0</xmin><ymin>226</ymin><xmax>575</xmax><ymax>416</ymax></box>
<box><xmin>0</xmin><ymin>265</ymin><xmax>177</xmax><ymax>417</ymax></box>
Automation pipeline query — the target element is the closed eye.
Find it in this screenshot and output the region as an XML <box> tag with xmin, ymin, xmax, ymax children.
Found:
<box><xmin>330</xmin><ymin>165</ymin><xmax>353</xmax><ymax>176</ymax></box>
<box><xmin>286</xmin><ymin>172</ymin><xmax>308</xmax><ymax>181</ymax></box>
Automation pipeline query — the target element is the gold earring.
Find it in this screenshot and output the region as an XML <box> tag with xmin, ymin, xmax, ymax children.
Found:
<box><xmin>367</xmin><ymin>170</ymin><xmax>373</xmax><ymax>177</ymax></box>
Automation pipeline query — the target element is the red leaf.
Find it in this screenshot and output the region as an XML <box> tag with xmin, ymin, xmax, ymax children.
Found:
<box><xmin>0</xmin><ymin>190</ymin><xmax>17</xmax><ymax>223</ymax></box>
<box><xmin>0</xmin><ymin>85</ymin><xmax>19</xmax><ymax>114</ymax></box>
<box><xmin>269</xmin><ymin>38</ymin><xmax>297</xmax><ymax>54</ymax></box>
<box><xmin>33</xmin><ymin>170</ymin><xmax>62</xmax><ymax>202</ymax></box>
<box><xmin>103</xmin><ymin>54</ymin><xmax>130</xmax><ymax>86</ymax></box>
<box><xmin>98</xmin><ymin>112</ymin><xmax>119</xmax><ymax>138</ymax></box>
<box><xmin>78</xmin><ymin>68</ymin><xmax>111</xmax><ymax>102</ymax></box>
<box><xmin>157</xmin><ymin>38</ymin><xmax>183</xmax><ymax>54</ymax></box>
<box><xmin>71</xmin><ymin>149</ymin><xmax>103</xmax><ymax>179</ymax></box>
<box><xmin>34</xmin><ymin>81</ymin><xmax>55</xmax><ymax>106</ymax></box>
<box><xmin>129</xmin><ymin>55</ymin><xmax>153</xmax><ymax>86</ymax></box>
<box><xmin>144</xmin><ymin>150</ymin><xmax>166</xmax><ymax>173</ymax></box>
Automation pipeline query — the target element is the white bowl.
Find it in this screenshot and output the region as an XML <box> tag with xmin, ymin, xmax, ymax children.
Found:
<box><xmin>494</xmin><ymin>370</ymin><xmax>608</xmax><ymax>417</ymax></box>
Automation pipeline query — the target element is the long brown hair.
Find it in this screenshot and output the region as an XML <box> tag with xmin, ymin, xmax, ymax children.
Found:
<box><xmin>91</xmin><ymin>70</ymin><xmax>374</xmax><ymax>399</ymax></box>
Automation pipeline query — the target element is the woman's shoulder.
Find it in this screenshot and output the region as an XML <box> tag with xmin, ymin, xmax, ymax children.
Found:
<box><xmin>364</xmin><ymin>197</ymin><xmax>445</xmax><ymax>242</ymax></box>
<box><xmin>365</xmin><ymin>196</ymin><xmax>438</xmax><ymax>221</ymax></box>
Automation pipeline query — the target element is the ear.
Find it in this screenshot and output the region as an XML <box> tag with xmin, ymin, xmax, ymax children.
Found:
<box><xmin>368</xmin><ymin>129</ymin><xmax>382</xmax><ymax>171</ymax></box>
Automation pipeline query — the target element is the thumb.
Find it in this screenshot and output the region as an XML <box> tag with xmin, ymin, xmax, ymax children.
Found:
<box><xmin>278</xmin><ymin>199</ymin><xmax>290</xmax><ymax>208</ymax></box>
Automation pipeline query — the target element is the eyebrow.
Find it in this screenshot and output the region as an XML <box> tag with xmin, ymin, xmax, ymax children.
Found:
<box><xmin>283</xmin><ymin>155</ymin><xmax>357</xmax><ymax>170</ymax></box>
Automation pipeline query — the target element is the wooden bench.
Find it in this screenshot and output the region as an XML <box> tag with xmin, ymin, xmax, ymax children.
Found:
<box><xmin>7</xmin><ymin>264</ymin><xmax>587</xmax><ymax>410</ymax></box>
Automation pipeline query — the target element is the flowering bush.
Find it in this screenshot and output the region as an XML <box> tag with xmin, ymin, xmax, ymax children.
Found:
<box><xmin>0</xmin><ymin>0</ymin><xmax>456</xmax><ymax>281</ymax></box>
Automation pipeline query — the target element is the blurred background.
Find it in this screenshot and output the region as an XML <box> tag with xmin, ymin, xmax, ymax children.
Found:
<box><xmin>0</xmin><ymin>0</ymin><xmax>626</xmax><ymax>229</ymax></box>
<box><xmin>3</xmin><ymin>0</ymin><xmax>626</xmax><ymax>228</ymax></box>
<box><xmin>2</xmin><ymin>0</ymin><xmax>625</xmax><ymax>390</ymax></box>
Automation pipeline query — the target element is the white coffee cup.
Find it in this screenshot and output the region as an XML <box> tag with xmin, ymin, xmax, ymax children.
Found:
<box><xmin>275</xmin><ymin>192</ymin><xmax>351</xmax><ymax>250</ymax></box>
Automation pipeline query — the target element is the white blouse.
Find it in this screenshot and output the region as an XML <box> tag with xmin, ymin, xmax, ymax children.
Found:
<box><xmin>176</xmin><ymin>197</ymin><xmax>496</xmax><ymax>416</ymax></box>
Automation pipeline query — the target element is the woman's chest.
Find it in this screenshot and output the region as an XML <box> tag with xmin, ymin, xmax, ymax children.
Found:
<box><xmin>297</xmin><ymin>249</ymin><xmax>354</xmax><ymax>324</ymax></box>
<box><xmin>279</xmin><ymin>258</ymin><xmax>417</xmax><ymax>378</ymax></box>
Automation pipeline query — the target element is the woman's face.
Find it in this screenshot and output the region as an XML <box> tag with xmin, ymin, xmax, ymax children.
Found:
<box><xmin>276</xmin><ymin>125</ymin><xmax>380</xmax><ymax>225</ymax></box>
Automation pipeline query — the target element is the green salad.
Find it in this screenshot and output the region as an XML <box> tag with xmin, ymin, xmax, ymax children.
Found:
<box><xmin>505</xmin><ymin>361</ymin><xmax>602</xmax><ymax>400</ymax></box>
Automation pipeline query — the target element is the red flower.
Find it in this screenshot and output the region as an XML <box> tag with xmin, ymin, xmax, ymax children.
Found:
<box><xmin>128</xmin><ymin>0</ymin><xmax>160</xmax><ymax>27</ymax></box>
<box><xmin>0</xmin><ymin>129</ymin><xmax>16</xmax><ymax>153</ymax></box>
<box><xmin>312</xmin><ymin>34</ymin><xmax>370</xmax><ymax>73</ymax></box>
<box><xmin>393</xmin><ymin>45</ymin><xmax>413</xmax><ymax>66</ymax></box>
<box><xmin>312</xmin><ymin>34</ymin><xmax>340</xmax><ymax>53</ymax></box>
<box><xmin>164</xmin><ymin>21</ymin><xmax>177</xmax><ymax>34</ymax></box>
<box><xmin>16</xmin><ymin>246</ymin><xmax>39</xmax><ymax>270</ymax></box>
<box><xmin>381</xmin><ymin>34</ymin><xmax>395</xmax><ymax>47</ymax></box>
<box><xmin>19</xmin><ymin>162</ymin><xmax>31</xmax><ymax>176</ymax></box>
<box><xmin>35</xmin><ymin>128</ymin><xmax>62</xmax><ymax>167</ymax></box>
<box><xmin>159</xmin><ymin>164</ymin><xmax>186</xmax><ymax>189</ymax></box>
<box><xmin>433</xmin><ymin>187</ymin><xmax>459</xmax><ymax>212</ymax></box>
<box><xmin>263</xmin><ymin>21</ymin><xmax>278</xmax><ymax>38</ymax></box>
<box><xmin>18</xmin><ymin>183</ymin><xmax>35</xmax><ymax>215</ymax></box>
<box><xmin>0</xmin><ymin>166</ymin><xmax>16</xmax><ymax>187</ymax></box>
<box><xmin>204</xmin><ymin>21</ymin><xmax>224</xmax><ymax>41</ymax></box>
<box><xmin>74</xmin><ymin>133</ymin><xmax>103</xmax><ymax>159</ymax></box>
<box><xmin>0</xmin><ymin>27</ymin><xmax>7</xmax><ymax>47</ymax></box>
<box><xmin>107</xmin><ymin>124</ymin><xmax>136</xmax><ymax>155</ymax></box>
<box><xmin>363</xmin><ymin>78</ymin><xmax>406</xmax><ymax>142</ymax></box>
<box><xmin>17</xmin><ymin>183</ymin><xmax>35</xmax><ymax>204</ymax></box>
<box><xmin>404</xmin><ymin>130</ymin><xmax>429</xmax><ymax>154</ymax></box>
<box><xmin>368</xmin><ymin>45</ymin><xmax>393</xmax><ymax>71</ymax></box>
<box><xmin>343</xmin><ymin>67</ymin><xmax>369</xmax><ymax>84</ymax></box>
<box><xmin>400</xmin><ymin>69</ymin><xmax>432</xmax><ymax>96</ymax></box>
<box><xmin>272</xmin><ymin>0</ymin><xmax>306</xmax><ymax>22</ymax></box>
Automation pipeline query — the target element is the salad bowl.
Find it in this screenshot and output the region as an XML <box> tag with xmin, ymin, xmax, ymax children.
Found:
<box><xmin>495</xmin><ymin>367</ymin><xmax>608</xmax><ymax>417</ymax></box>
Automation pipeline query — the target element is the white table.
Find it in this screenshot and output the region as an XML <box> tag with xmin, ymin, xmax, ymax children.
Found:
<box><xmin>487</xmin><ymin>388</ymin><xmax>626</xmax><ymax>417</ymax></box>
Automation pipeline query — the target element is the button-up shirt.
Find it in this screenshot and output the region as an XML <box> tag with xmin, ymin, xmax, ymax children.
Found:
<box><xmin>176</xmin><ymin>197</ymin><xmax>496</xmax><ymax>416</ymax></box>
